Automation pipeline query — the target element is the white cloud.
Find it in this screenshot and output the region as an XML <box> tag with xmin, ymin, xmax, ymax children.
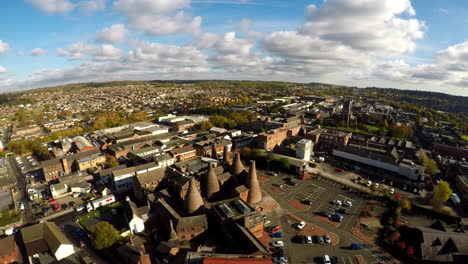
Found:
<box><xmin>31</xmin><ymin>48</ymin><xmax>46</xmax><ymax>56</ymax></box>
<box><xmin>77</xmin><ymin>0</ymin><xmax>106</xmax><ymax>14</ymax></box>
<box><xmin>113</xmin><ymin>0</ymin><xmax>201</xmax><ymax>36</ymax></box>
<box><xmin>26</xmin><ymin>0</ymin><xmax>75</xmax><ymax>14</ymax></box>
<box><xmin>301</xmin><ymin>0</ymin><xmax>424</xmax><ymax>56</ymax></box>
<box><xmin>236</xmin><ymin>18</ymin><xmax>263</xmax><ymax>39</ymax></box>
<box><xmin>0</xmin><ymin>40</ymin><xmax>9</xmax><ymax>54</ymax></box>
<box><xmin>95</xmin><ymin>24</ymin><xmax>127</xmax><ymax>44</ymax></box>
<box><xmin>0</xmin><ymin>66</ymin><xmax>7</xmax><ymax>73</ymax></box>
<box><xmin>129</xmin><ymin>12</ymin><xmax>201</xmax><ymax>36</ymax></box>
<box><xmin>57</xmin><ymin>48</ymin><xmax>69</xmax><ymax>56</ymax></box>
<box><xmin>26</xmin><ymin>0</ymin><xmax>105</xmax><ymax>14</ymax></box>
<box><xmin>375</xmin><ymin>40</ymin><xmax>468</xmax><ymax>89</ymax></box>
<box><xmin>113</xmin><ymin>0</ymin><xmax>190</xmax><ymax>14</ymax></box>
<box><xmin>64</xmin><ymin>41</ymin><xmax>123</xmax><ymax>61</ymax></box>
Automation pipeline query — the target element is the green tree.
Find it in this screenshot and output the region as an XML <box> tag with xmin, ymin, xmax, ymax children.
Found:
<box><xmin>106</xmin><ymin>154</ymin><xmax>119</xmax><ymax>168</ymax></box>
<box><xmin>433</xmin><ymin>180</ymin><xmax>453</xmax><ymax>205</ymax></box>
<box><xmin>91</xmin><ymin>221</ymin><xmax>120</xmax><ymax>250</ymax></box>
<box><xmin>198</xmin><ymin>121</ymin><xmax>213</xmax><ymax>132</ymax></box>
<box><xmin>279</xmin><ymin>157</ymin><xmax>290</xmax><ymax>170</ymax></box>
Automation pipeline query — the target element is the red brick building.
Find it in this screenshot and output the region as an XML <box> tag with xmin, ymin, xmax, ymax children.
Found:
<box><xmin>0</xmin><ymin>236</ymin><xmax>21</xmax><ymax>264</ymax></box>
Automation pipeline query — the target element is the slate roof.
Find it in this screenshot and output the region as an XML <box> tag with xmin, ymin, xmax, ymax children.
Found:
<box><xmin>21</xmin><ymin>222</ymin><xmax>72</xmax><ymax>257</ymax></box>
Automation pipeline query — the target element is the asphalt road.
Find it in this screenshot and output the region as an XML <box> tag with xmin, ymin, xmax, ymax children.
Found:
<box><xmin>8</xmin><ymin>156</ymin><xmax>35</xmax><ymax>224</ymax></box>
<box><xmin>260</xmin><ymin>170</ymin><xmax>394</xmax><ymax>264</ymax></box>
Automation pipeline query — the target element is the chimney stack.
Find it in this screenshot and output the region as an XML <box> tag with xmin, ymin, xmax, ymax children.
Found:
<box><xmin>223</xmin><ymin>146</ymin><xmax>231</xmax><ymax>164</ymax></box>
<box><xmin>246</xmin><ymin>160</ymin><xmax>262</xmax><ymax>204</ymax></box>
<box><xmin>231</xmin><ymin>152</ymin><xmax>245</xmax><ymax>176</ymax></box>
<box><xmin>184</xmin><ymin>178</ymin><xmax>204</xmax><ymax>215</ymax></box>
<box><xmin>202</xmin><ymin>162</ymin><xmax>220</xmax><ymax>199</ymax></box>
<box><xmin>168</xmin><ymin>220</ymin><xmax>178</xmax><ymax>242</ymax></box>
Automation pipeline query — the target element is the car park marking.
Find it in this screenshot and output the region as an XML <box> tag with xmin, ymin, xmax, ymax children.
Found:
<box><xmin>337</xmin><ymin>194</ymin><xmax>355</xmax><ymax>202</ymax></box>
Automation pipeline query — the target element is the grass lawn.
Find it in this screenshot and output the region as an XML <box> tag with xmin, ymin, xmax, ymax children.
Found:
<box><xmin>462</xmin><ymin>135</ymin><xmax>468</xmax><ymax>141</ymax></box>
<box><xmin>78</xmin><ymin>210</ymin><xmax>101</xmax><ymax>231</ymax></box>
<box><xmin>364</xmin><ymin>124</ymin><xmax>380</xmax><ymax>133</ymax></box>
<box><xmin>0</xmin><ymin>210</ymin><xmax>21</xmax><ymax>227</ymax></box>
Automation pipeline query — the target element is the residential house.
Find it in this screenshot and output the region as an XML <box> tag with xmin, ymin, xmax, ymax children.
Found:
<box><xmin>0</xmin><ymin>236</ymin><xmax>21</xmax><ymax>264</ymax></box>
<box><xmin>21</xmin><ymin>222</ymin><xmax>75</xmax><ymax>261</ymax></box>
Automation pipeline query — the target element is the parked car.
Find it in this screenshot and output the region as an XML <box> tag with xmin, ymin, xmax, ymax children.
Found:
<box><xmin>273</xmin><ymin>256</ymin><xmax>288</xmax><ymax>263</ymax></box>
<box><xmin>75</xmin><ymin>205</ymin><xmax>85</xmax><ymax>212</ymax></box>
<box><xmin>350</xmin><ymin>243</ymin><xmax>363</xmax><ymax>250</ymax></box>
<box><xmin>294</xmin><ymin>235</ymin><xmax>307</xmax><ymax>244</ymax></box>
<box><xmin>402</xmin><ymin>184</ymin><xmax>407</xmax><ymax>191</ymax></box>
<box><xmin>301</xmin><ymin>200</ymin><xmax>312</xmax><ymax>205</ymax></box>
<box><xmin>336</xmin><ymin>208</ymin><xmax>348</xmax><ymax>214</ymax></box>
<box><xmin>343</xmin><ymin>201</ymin><xmax>352</xmax><ymax>207</ymax></box>
<box><xmin>389</xmin><ymin>188</ymin><xmax>395</xmax><ymax>194</ymax></box>
<box><xmin>272</xmin><ymin>241</ymin><xmax>284</xmax><ymax>247</ymax></box>
<box><xmin>366</xmin><ymin>181</ymin><xmax>372</xmax><ymax>187</ymax></box>
<box><xmin>269</xmin><ymin>225</ymin><xmax>281</xmax><ymax>233</ymax></box>
<box><xmin>306</xmin><ymin>235</ymin><xmax>313</xmax><ymax>244</ymax></box>
<box><xmin>72</xmin><ymin>193</ymin><xmax>80</xmax><ymax>198</ymax></box>
<box><xmin>335</xmin><ymin>168</ymin><xmax>344</xmax><ymax>172</ymax></box>
<box><xmin>313</xmin><ymin>235</ymin><xmax>324</xmax><ymax>244</ymax></box>
<box><xmin>331</xmin><ymin>200</ymin><xmax>342</xmax><ymax>206</ymax></box>
<box><xmin>61</xmin><ymin>204</ymin><xmax>68</xmax><ymax>210</ymax></box>
<box><xmin>323</xmin><ymin>255</ymin><xmax>331</xmax><ymax>264</ymax></box>
<box><xmin>273</xmin><ymin>183</ymin><xmax>284</xmax><ymax>188</ymax></box>
<box><xmin>75</xmin><ymin>228</ymin><xmax>86</xmax><ymax>237</ymax></box>
<box><xmin>331</xmin><ymin>213</ymin><xmax>343</xmax><ymax>222</ymax></box>
<box><xmin>48</xmin><ymin>198</ymin><xmax>56</xmax><ymax>203</ymax></box>
<box><xmin>270</xmin><ymin>232</ymin><xmax>284</xmax><ymax>238</ymax></box>
<box><xmin>69</xmin><ymin>201</ymin><xmax>76</xmax><ymax>207</ymax></box>
<box><xmin>296</xmin><ymin>221</ymin><xmax>305</xmax><ymax>229</ymax></box>
<box><xmin>78</xmin><ymin>193</ymin><xmax>87</xmax><ymax>197</ymax></box>
<box><xmin>331</xmin><ymin>256</ymin><xmax>339</xmax><ymax>264</ymax></box>
<box><xmin>287</xmin><ymin>180</ymin><xmax>297</xmax><ymax>186</ymax></box>
<box><xmin>319</xmin><ymin>210</ymin><xmax>331</xmax><ymax>218</ymax></box>
<box><xmin>323</xmin><ymin>234</ymin><xmax>331</xmax><ymax>244</ymax></box>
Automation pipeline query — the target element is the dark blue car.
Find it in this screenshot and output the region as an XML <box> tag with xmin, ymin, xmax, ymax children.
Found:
<box><xmin>331</xmin><ymin>213</ymin><xmax>343</xmax><ymax>222</ymax></box>
<box><xmin>351</xmin><ymin>243</ymin><xmax>363</xmax><ymax>250</ymax></box>
<box><xmin>75</xmin><ymin>228</ymin><xmax>86</xmax><ymax>237</ymax></box>
<box><xmin>270</xmin><ymin>232</ymin><xmax>284</xmax><ymax>238</ymax></box>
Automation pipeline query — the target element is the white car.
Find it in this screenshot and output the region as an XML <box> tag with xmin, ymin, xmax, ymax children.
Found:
<box><xmin>75</xmin><ymin>205</ymin><xmax>85</xmax><ymax>212</ymax></box>
<box><xmin>306</xmin><ymin>236</ymin><xmax>313</xmax><ymax>244</ymax></box>
<box><xmin>374</xmin><ymin>183</ymin><xmax>379</xmax><ymax>188</ymax></box>
<box><xmin>273</xmin><ymin>256</ymin><xmax>288</xmax><ymax>263</ymax></box>
<box><xmin>389</xmin><ymin>188</ymin><xmax>395</xmax><ymax>194</ymax></box>
<box><xmin>332</xmin><ymin>200</ymin><xmax>342</xmax><ymax>206</ymax></box>
<box><xmin>366</xmin><ymin>181</ymin><xmax>372</xmax><ymax>187</ymax></box>
<box><xmin>296</xmin><ymin>221</ymin><xmax>306</xmax><ymax>230</ymax></box>
<box><xmin>272</xmin><ymin>240</ymin><xmax>284</xmax><ymax>247</ymax></box>
<box><xmin>343</xmin><ymin>201</ymin><xmax>352</xmax><ymax>207</ymax></box>
<box><xmin>323</xmin><ymin>255</ymin><xmax>331</xmax><ymax>264</ymax></box>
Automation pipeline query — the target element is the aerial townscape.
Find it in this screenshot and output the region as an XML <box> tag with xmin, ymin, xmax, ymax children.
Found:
<box><xmin>0</xmin><ymin>80</ymin><xmax>466</xmax><ymax>264</ymax></box>
<box><xmin>1</xmin><ymin>1</ymin><xmax>468</xmax><ymax>264</ymax></box>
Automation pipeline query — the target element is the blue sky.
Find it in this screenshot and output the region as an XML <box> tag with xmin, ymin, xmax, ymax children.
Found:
<box><xmin>0</xmin><ymin>0</ymin><xmax>467</xmax><ymax>96</ymax></box>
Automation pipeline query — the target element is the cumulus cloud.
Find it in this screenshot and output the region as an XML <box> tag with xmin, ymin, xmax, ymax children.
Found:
<box><xmin>301</xmin><ymin>0</ymin><xmax>424</xmax><ymax>56</ymax></box>
<box><xmin>64</xmin><ymin>41</ymin><xmax>123</xmax><ymax>61</ymax></box>
<box><xmin>0</xmin><ymin>66</ymin><xmax>7</xmax><ymax>73</ymax></box>
<box><xmin>95</xmin><ymin>24</ymin><xmax>127</xmax><ymax>44</ymax></box>
<box><xmin>31</xmin><ymin>48</ymin><xmax>46</xmax><ymax>56</ymax></box>
<box><xmin>113</xmin><ymin>0</ymin><xmax>201</xmax><ymax>36</ymax></box>
<box><xmin>374</xmin><ymin>40</ymin><xmax>468</xmax><ymax>88</ymax></box>
<box><xmin>26</xmin><ymin>0</ymin><xmax>105</xmax><ymax>14</ymax></box>
<box><xmin>0</xmin><ymin>40</ymin><xmax>9</xmax><ymax>54</ymax></box>
<box><xmin>57</xmin><ymin>48</ymin><xmax>69</xmax><ymax>56</ymax></box>
<box><xmin>26</xmin><ymin>0</ymin><xmax>75</xmax><ymax>14</ymax></box>
<box><xmin>77</xmin><ymin>0</ymin><xmax>106</xmax><ymax>14</ymax></box>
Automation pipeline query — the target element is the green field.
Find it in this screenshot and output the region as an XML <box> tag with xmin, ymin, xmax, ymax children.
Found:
<box><xmin>462</xmin><ymin>135</ymin><xmax>468</xmax><ymax>141</ymax></box>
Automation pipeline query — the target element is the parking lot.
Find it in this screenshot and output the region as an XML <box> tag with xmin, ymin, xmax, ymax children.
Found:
<box><xmin>260</xmin><ymin>169</ymin><xmax>391</xmax><ymax>264</ymax></box>
<box><xmin>267</xmin><ymin>173</ymin><xmax>366</xmax><ymax>232</ymax></box>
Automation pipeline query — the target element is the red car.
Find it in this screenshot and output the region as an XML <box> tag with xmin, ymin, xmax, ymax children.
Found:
<box><xmin>335</xmin><ymin>168</ymin><xmax>344</xmax><ymax>172</ymax></box>
<box><xmin>48</xmin><ymin>198</ymin><xmax>56</xmax><ymax>203</ymax></box>
<box><xmin>52</xmin><ymin>203</ymin><xmax>61</xmax><ymax>211</ymax></box>
<box><xmin>298</xmin><ymin>174</ymin><xmax>305</xmax><ymax>180</ymax></box>
<box><xmin>269</xmin><ymin>225</ymin><xmax>281</xmax><ymax>233</ymax></box>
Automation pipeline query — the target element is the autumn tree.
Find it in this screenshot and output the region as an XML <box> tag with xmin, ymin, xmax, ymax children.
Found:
<box><xmin>433</xmin><ymin>180</ymin><xmax>453</xmax><ymax>206</ymax></box>
<box><xmin>91</xmin><ymin>222</ymin><xmax>120</xmax><ymax>250</ymax></box>
<box><xmin>391</xmin><ymin>124</ymin><xmax>413</xmax><ymax>140</ymax></box>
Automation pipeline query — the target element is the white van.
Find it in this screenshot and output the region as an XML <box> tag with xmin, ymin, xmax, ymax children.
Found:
<box><xmin>323</xmin><ymin>255</ymin><xmax>331</xmax><ymax>264</ymax></box>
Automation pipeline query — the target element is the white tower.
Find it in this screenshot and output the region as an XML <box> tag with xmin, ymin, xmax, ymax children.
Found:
<box><xmin>296</xmin><ymin>139</ymin><xmax>313</xmax><ymax>161</ymax></box>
